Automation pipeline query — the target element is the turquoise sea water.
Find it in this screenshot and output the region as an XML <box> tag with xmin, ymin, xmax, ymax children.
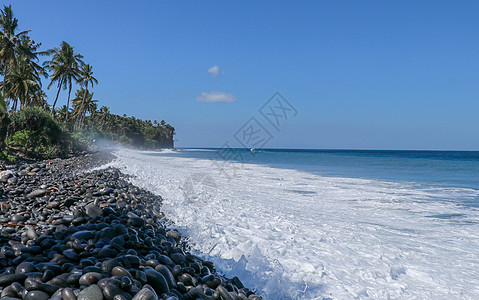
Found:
<box><xmin>157</xmin><ymin>148</ymin><xmax>479</xmax><ymax>204</ymax></box>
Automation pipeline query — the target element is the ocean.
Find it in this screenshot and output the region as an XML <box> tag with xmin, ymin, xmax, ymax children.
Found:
<box><xmin>105</xmin><ymin>148</ymin><xmax>479</xmax><ymax>299</ymax></box>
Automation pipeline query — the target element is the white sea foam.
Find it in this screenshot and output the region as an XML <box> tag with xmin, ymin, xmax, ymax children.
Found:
<box><xmin>105</xmin><ymin>149</ymin><xmax>479</xmax><ymax>299</ymax></box>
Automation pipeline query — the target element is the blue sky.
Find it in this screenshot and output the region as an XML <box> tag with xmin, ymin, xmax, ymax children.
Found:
<box><xmin>8</xmin><ymin>1</ymin><xmax>479</xmax><ymax>150</ymax></box>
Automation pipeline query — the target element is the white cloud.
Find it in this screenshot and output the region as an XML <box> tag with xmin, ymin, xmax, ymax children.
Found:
<box><xmin>208</xmin><ymin>65</ymin><xmax>223</xmax><ymax>77</ymax></box>
<box><xmin>195</xmin><ymin>91</ymin><xmax>237</xmax><ymax>103</ymax></box>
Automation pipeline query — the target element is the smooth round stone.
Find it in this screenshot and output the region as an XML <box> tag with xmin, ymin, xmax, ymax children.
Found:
<box><xmin>110</xmin><ymin>236</ymin><xmax>125</xmax><ymax>247</ymax></box>
<box><xmin>71</xmin><ymin>230</ymin><xmax>95</xmax><ymax>241</ymax></box>
<box><xmin>72</xmin><ymin>217</ymin><xmax>87</xmax><ymax>226</ymax></box>
<box><xmin>26</xmin><ymin>226</ymin><xmax>38</xmax><ymax>240</ymax></box>
<box><xmin>176</xmin><ymin>282</ymin><xmax>187</xmax><ymax>294</ymax></box>
<box><xmin>154</xmin><ymin>265</ymin><xmax>176</xmax><ymax>290</ymax></box>
<box><xmin>171</xmin><ymin>265</ymin><xmax>182</xmax><ymax>278</ymax></box>
<box><xmin>36</xmin><ymin>262</ymin><xmax>61</xmax><ymax>274</ymax></box>
<box><xmin>63</xmin><ymin>249</ymin><xmax>80</xmax><ymax>261</ymax></box>
<box><xmin>102</xmin><ymin>284</ymin><xmax>123</xmax><ymax>300</ymax></box>
<box><xmin>85</xmin><ymin>204</ymin><xmax>103</xmax><ymax>219</ymax></box>
<box><xmin>26</xmin><ymin>189</ymin><xmax>46</xmax><ymax>198</ymax></box>
<box><xmin>166</xmin><ymin>230</ymin><xmax>180</xmax><ymax>240</ymax></box>
<box><xmin>101</xmin><ymin>259</ymin><xmax>120</xmax><ymax>275</ymax></box>
<box><xmin>49</xmin><ymin>274</ymin><xmax>70</xmax><ymax>288</ymax></box>
<box><xmin>20</xmin><ymin>246</ymin><xmax>42</xmax><ymax>254</ymax></box>
<box><xmin>80</xmin><ymin>259</ymin><xmax>95</xmax><ymax>269</ymax></box>
<box><xmin>99</xmin><ymin>228</ymin><xmax>116</xmax><ymax>240</ymax></box>
<box><xmin>78</xmin><ymin>284</ymin><xmax>103</xmax><ymax>300</ymax></box>
<box><xmin>10</xmin><ymin>282</ymin><xmax>27</xmax><ymax>298</ymax></box>
<box><xmin>62</xmin><ymin>287</ymin><xmax>77</xmax><ymax>300</ymax></box>
<box><xmin>180</xmin><ymin>273</ymin><xmax>196</xmax><ymax>286</ymax></box>
<box><xmin>201</xmin><ymin>274</ymin><xmax>214</xmax><ymax>283</ymax></box>
<box><xmin>64</xmin><ymin>198</ymin><xmax>77</xmax><ymax>207</ymax></box>
<box><xmin>134</xmin><ymin>271</ymin><xmax>147</xmax><ymax>284</ymax></box>
<box><xmin>11</xmin><ymin>214</ymin><xmax>26</xmax><ymax>222</ymax></box>
<box><xmin>0</xmin><ymin>274</ymin><xmax>28</xmax><ymax>286</ymax></box>
<box><xmin>15</xmin><ymin>262</ymin><xmax>37</xmax><ymax>274</ymax></box>
<box><xmin>205</xmin><ymin>277</ymin><xmax>221</xmax><ymax>289</ymax></box>
<box><xmin>111</xmin><ymin>267</ymin><xmax>132</xmax><ymax>279</ymax></box>
<box><xmin>123</xmin><ymin>255</ymin><xmax>140</xmax><ymax>268</ymax></box>
<box><xmin>24</xmin><ymin>277</ymin><xmax>60</xmax><ymax>294</ymax></box>
<box><xmin>169</xmin><ymin>253</ymin><xmax>186</xmax><ymax>265</ymax></box>
<box><xmin>98</xmin><ymin>246</ymin><xmax>118</xmax><ymax>258</ymax></box>
<box><xmin>62</xmin><ymin>263</ymin><xmax>75</xmax><ymax>273</ymax></box>
<box><xmin>184</xmin><ymin>287</ymin><xmax>207</xmax><ymax>300</ymax></box>
<box><xmin>97</xmin><ymin>278</ymin><xmax>121</xmax><ymax>290</ymax></box>
<box><xmin>131</xmin><ymin>288</ymin><xmax>157</xmax><ymax>300</ymax></box>
<box><xmin>25</xmin><ymin>290</ymin><xmax>49</xmax><ymax>300</ymax></box>
<box><xmin>144</xmin><ymin>269</ymin><xmax>169</xmax><ymax>295</ymax></box>
<box><xmin>1</xmin><ymin>285</ymin><xmax>17</xmax><ymax>298</ymax></box>
<box><xmin>67</xmin><ymin>273</ymin><xmax>82</xmax><ymax>285</ymax></box>
<box><xmin>79</xmin><ymin>272</ymin><xmax>102</xmax><ymax>286</ymax></box>
<box><xmin>216</xmin><ymin>286</ymin><xmax>234</xmax><ymax>300</ymax></box>
<box><xmin>127</xmin><ymin>217</ymin><xmax>144</xmax><ymax>227</ymax></box>
<box><xmin>42</xmin><ymin>269</ymin><xmax>56</xmax><ymax>282</ymax></box>
<box><xmin>113</xmin><ymin>294</ymin><xmax>130</xmax><ymax>300</ymax></box>
<box><xmin>120</xmin><ymin>276</ymin><xmax>132</xmax><ymax>291</ymax></box>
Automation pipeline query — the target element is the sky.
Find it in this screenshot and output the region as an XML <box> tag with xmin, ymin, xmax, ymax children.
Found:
<box><xmin>6</xmin><ymin>0</ymin><xmax>479</xmax><ymax>150</ymax></box>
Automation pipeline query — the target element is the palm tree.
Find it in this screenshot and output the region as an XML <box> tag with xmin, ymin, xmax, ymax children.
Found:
<box><xmin>0</xmin><ymin>5</ymin><xmax>30</xmax><ymax>103</ymax></box>
<box><xmin>3</xmin><ymin>35</ymin><xmax>48</xmax><ymax>111</ymax></box>
<box><xmin>17</xmin><ymin>35</ymin><xmax>48</xmax><ymax>83</ymax></box>
<box><xmin>72</xmin><ymin>87</ymin><xmax>97</xmax><ymax>129</ymax></box>
<box><xmin>4</xmin><ymin>58</ymin><xmax>41</xmax><ymax>110</ymax></box>
<box><xmin>44</xmin><ymin>41</ymin><xmax>84</xmax><ymax>121</ymax></box>
<box><xmin>97</xmin><ymin>105</ymin><xmax>110</xmax><ymax>131</ymax></box>
<box><xmin>77</xmin><ymin>64</ymin><xmax>97</xmax><ymax>97</ymax></box>
<box><xmin>76</xmin><ymin>64</ymin><xmax>98</xmax><ymax>124</ymax></box>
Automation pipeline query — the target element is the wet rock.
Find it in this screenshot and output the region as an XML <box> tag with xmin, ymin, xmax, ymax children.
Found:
<box><xmin>25</xmin><ymin>290</ymin><xmax>50</xmax><ymax>300</ymax></box>
<box><xmin>24</xmin><ymin>277</ymin><xmax>60</xmax><ymax>294</ymax></box>
<box><xmin>144</xmin><ymin>269</ymin><xmax>169</xmax><ymax>295</ymax></box>
<box><xmin>71</xmin><ymin>230</ymin><xmax>95</xmax><ymax>241</ymax></box>
<box><xmin>27</xmin><ymin>189</ymin><xmax>47</xmax><ymax>198</ymax></box>
<box><xmin>79</xmin><ymin>272</ymin><xmax>102</xmax><ymax>286</ymax></box>
<box><xmin>131</xmin><ymin>287</ymin><xmax>158</xmax><ymax>300</ymax></box>
<box><xmin>85</xmin><ymin>203</ymin><xmax>103</xmax><ymax>219</ymax></box>
<box><xmin>0</xmin><ymin>274</ymin><xmax>28</xmax><ymax>286</ymax></box>
<box><xmin>62</xmin><ymin>287</ymin><xmax>77</xmax><ymax>300</ymax></box>
<box><xmin>78</xmin><ymin>284</ymin><xmax>103</xmax><ymax>300</ymax></box>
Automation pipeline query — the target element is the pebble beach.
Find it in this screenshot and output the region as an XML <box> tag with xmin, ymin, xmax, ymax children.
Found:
<box><xmin>0</xmin><ymin>151</ymin><xmax>261</xmax><ymax>300</ymax></box>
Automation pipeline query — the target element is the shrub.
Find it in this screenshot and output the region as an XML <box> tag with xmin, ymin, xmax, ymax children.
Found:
<box><xmin>0</xmin><ymin>105</ymin><xmax>10</xmax><ymax>148</ymax></box>
<box><xmin>9</xmin><ymin>107</ymin><xmax>61</xmax><ymax>154</ymax></box>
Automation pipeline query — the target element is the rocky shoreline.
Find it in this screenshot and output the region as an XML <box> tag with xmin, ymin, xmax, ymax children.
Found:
<box><xmin>0</xmin><ymin>152</ymin><xmax>261</xmax><ymax>300</ymax></box>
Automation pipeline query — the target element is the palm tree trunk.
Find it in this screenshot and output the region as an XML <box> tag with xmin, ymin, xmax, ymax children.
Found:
<box><xmin>2</xmin><ymin>65</ymin><xmax>7</xmax><ymax>101</ymax></box>
<box><xmin>65</xmin><ymin>82</ymin><xmax>72</xmax><ymax>124</ymax></box>
<box><xmin>51</xmin><ymin>77</ymin><xmax>63</xmax><ymax>115</ymax></box>
<box><xmin>80</xmin><ymin>85</ymin><xmax>89</xmax><ymax>129</ymax></box>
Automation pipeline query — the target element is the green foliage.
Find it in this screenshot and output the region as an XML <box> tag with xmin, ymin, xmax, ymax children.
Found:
<box><xmin>5</xmin><ymin>107</ymin><xmax>88</xmax><ymax>158</ymax></box>
<box><xmin>0</xmin><ymin>104</ymin><xmax>10</xmax><ymax>147</ymax></box>
<box><xmin>81</xmin><ymin>110</ymin><xmax>175</xmax><ymax>149</ymax></box>
<box><xmin>0</xmin><ymin>149</ymin><xmax>16</xmax><ymax>162</ymax></box>
<box><xmin>10</xmin><ymin>106</ymin><xmax>61</xmax><ymax>151</ymax></box>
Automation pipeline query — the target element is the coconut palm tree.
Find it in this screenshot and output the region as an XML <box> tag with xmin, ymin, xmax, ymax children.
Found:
<box><xmin>4</xmin><ymin>58</ymin><xmax>41</xmax><ymax>110</ymax></box>
<box><xmin>17</xmin><ymin>35</ymin><xmax>48</xmax><ymax>83</ymax></box>
<box><xmin>97</xmin><ymin>105</ymin><xmax>110</xmax><ymax>131</ymax></box>
<box><xmin>44</xmin><ymin>41</ymin><xmax>84</xmax><ymax>120</ymax></box>
<box><xmin>76</xmin><ymin>64</ymin><xmax>98</xmax><ymax>125</ymax></box>
<box><xmin>0</xmin><ymin>5</ymin><xmax>30</xmax><ymax>103</ymax></box>
<box><xmin>77</xmin><ymin>64</ymin><xmax>97</xmax><ymax>98</ymax></box>
<box><xmin>72</xmin><ymin>88</ymin><xmax>97</xmax><ymax>129</ymax></box>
